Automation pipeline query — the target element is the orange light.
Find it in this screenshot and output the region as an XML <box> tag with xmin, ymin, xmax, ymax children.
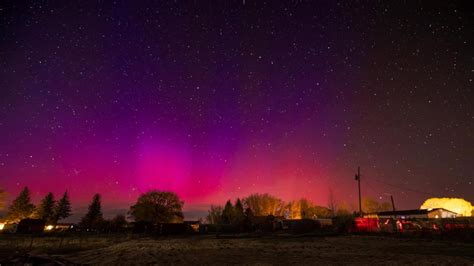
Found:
<box><xmin>45</xmin><ymin>225</ymin><xmax>54</xmax><ymax>231</ymax></box>
<box><xmin>420</xmin><ymin>198</ymin><xmax>473</xmax><ymax>217</ymax></box>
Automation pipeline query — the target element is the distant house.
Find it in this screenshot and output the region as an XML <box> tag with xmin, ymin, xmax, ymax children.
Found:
<box><xmin>282</xmin><ymin>219</ymin><xmax>321</xmax><ymax>234</ymax></box>
<box><xmin>132</xmin><ymin>221</ymin><xmax>155</xmax><ymax>234</ymax></box>
<box><xmin>131</xmin><ymin>221</ymin><xmax>198</xmax><ymax>235</ymax></box>
<box><xmin>365</xmin><ymin>208</ymin><xmax>458</xmax><ymax>219</ymax></box>
<box><xmin>158</xmin><ymin>223</ymin><xmax>188</xmax><ymax>235</ymax></box>
<box><xmin>52</xmin><ymin>223</ymin><xmax>75</xmax><ymax>232</ymax></box>
<box><xmin>250</xmin><ymin>215</ymin><xmax>284</xmax><ymax>232</ymax></box>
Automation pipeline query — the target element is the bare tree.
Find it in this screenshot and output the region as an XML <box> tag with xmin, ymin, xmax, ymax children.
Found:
<box><xmin>363</xmin><ymin>197</ymin><xmax>392</xmax><ymax>213</ymax></box>
<box><xmin>327</xmin><ymin>188</ymin><xmax>338</xmax><ymax>217</ymax></box>
<box><xmin>243</xmin><ymin>193</ymin><xmax>285</xmax><ymax>216</ymax></box>
<box><xmin>288</xmin><ymin>198</ymin><xmax>332</xmax><ymax>219</ymax></box>
<box><xmin>206</xmin><ymin>205</ymin><xmax>223</xmax><ymax>224</ymax></box>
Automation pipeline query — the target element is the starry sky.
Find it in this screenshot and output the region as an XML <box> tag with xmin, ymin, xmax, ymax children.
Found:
<box><xmin>0</xmin><ymin>1</ymin><xmax>472</xmax><ymax>218</ymax></box>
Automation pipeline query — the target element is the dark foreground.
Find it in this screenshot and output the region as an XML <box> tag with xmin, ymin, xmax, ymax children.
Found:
<box><xmin>1</xmin><ymin>234</ymin><xmax>473</xmax><ymax>265</ymax></box>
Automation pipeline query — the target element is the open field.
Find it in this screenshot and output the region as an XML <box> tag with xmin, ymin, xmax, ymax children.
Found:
<box><xmin>1</xmin><ymin>234</ymin><xmax>473</xmax><ymax>265</ymax></box>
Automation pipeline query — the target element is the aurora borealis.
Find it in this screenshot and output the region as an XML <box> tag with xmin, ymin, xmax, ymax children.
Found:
<box><xmin>0</xmin><ymin>1</ymin><xmax>472</xmax><ymax>219</ymax></box>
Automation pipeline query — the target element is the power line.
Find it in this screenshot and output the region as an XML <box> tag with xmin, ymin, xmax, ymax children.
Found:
<box><xmin>364</xmin><ymin>181</ymin><xmax>380</xmax><ymax>195</ymax></box>
<box><xmin>369</xmin><ymin>177</ymin><xmax>437</xmax><ymax>196</ymax></box>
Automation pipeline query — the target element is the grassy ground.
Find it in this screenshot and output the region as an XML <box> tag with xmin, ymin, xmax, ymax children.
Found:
<box><xmin>0</xmin><ymin>234</ymin><xmax>473</xmax><ymax>265</ymax></box>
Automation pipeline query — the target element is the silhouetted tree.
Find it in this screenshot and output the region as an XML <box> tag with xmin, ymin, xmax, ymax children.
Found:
<box><xmin>53</xmin><ymin>191</ymin><xmax>72</xmax><ymax>223</ymax></box>
<box><xmin>286</xmin><ymin>200</ymin><xmax>303</xmax><ymax>219</ymax></box>
<box><xmin>235</xmin><ymin>198</ymin><xmax>244</xmax><ymax>215</ymax></box>
<box><xmin>244</xmin><ymin>207</ymin><xmax>253</xmax><ymax>218</ymax></box>
<box><xmin>286</xmin><ymin>198</ymin><xmax>332</xmax><ymax>219</ymax></box>
<box><xmin>80</xmin><ymin>193</ymin><xmax>104</xmax><ymax>229</ymax></box>
<box><xmin>336</xmin><ymin>201</ymin><xmax>352</xmax><ymax>216</ymax></box>
<box><xmin>362</xmin><ymin>197</ymin><xmax>392</xmax><ymax>213</ymax></box>
<box><xmin>327</xmin><ymin>188</ymin><xmax>337</xmax><ymax>217</ymax></box>
<box><xmin>206</xmin><ymin>205</ymin><xmax>223</xmax><ymax>224</ymax></box>
<box><xmin>37</xmin><ymin>192</ymin><xmax>55</xmax><ymax>223</ymax></box>
<box><xmin>129</xmin><ymin>190</ymin><xmax>184</xmax><ymax>223</ymax></box>
<box><xmin>243</xmin><ymin>193</ymin><xmax>285</xmax><ymax>216</ymax></box>
<box><xmin>362</xmin><ymin>197</ymin><xmax>379</xmax><ymax>213</ymax></box>
<box><xmin>380</xmin><ymin>202</ymin><xmax>393</xmax><ymax>212</ymax></box>
<box><xmin>7</xmin><ymin>187</ymin><xmax>35</xmax><ymax>222</ymax></box>
<box><xmin>221</xmin><ymin>200</ymin><xmax>234</xmax><ymax>224</ymax></box>
<box><xmin>233</xmin><ymin>198</ymin><xmax>247</xmax><ymax>230</ymax></box>
<box><xmin>243</xmin><ymin>207</ymin><xmax>254</xmax><ymax>232</ymax></box>
<box><xmin>109</xmin><ymin>214</ymin><xmax>127</xmax><ymax>232</ymax></box>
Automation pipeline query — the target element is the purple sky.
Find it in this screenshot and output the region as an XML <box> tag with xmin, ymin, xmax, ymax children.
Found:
<box><xmin>0</xmin><ymin>1</ymin><xmax>472</xmax><ymax>219</ymax></box>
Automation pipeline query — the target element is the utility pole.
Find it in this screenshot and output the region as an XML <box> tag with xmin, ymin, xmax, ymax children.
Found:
<box><xmin>355</xmin><ymin>166</ymin><xmax>362</xmax><ymax>216</ymax></box>
<box><xmin>390</xmin><ymin>195</ymin><xmax>396</xmax><ymax>211</ymax></box>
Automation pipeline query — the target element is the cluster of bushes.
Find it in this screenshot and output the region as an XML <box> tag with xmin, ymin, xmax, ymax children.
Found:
<box><xmin>205</xmin><ymin>198</ymin><xmax>253</xmax><ymax>233</ymax></box>
<box><xmin>205</xmin><ymin>194</ymin><xmax>347</xmax><ymax>234</ymax></box>
<box><xmin>206</xmin><ymin>193</ymin><xmax>335</xmax><ymax>224</ymax></box>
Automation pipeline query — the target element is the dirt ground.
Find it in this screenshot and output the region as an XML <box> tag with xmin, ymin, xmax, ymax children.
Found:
<box><xmin>1</xmin><ymin>234</ymin><xmax>473</xmax><ymax>265</ymax></box>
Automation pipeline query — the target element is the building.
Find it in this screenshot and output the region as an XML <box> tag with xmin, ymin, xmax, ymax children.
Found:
<box><xmin>250</xmin><ymin>215</ymin><xmax>285</xmax><ymax>232</ymax></box>
<box><xmin>17</xmin><ymin>219</ymin><xmax>46</xmax><ymax>234</ymax></box>
<box><xmin>50</xmin><ymin>223</ymin><xmax>75</xmax><ymax>232</ymax></box>
<box><xmin>365</xmin><ymin>208</ymin><xmax>458</xmax><ymax>219</ymax></box>
<box><xmin>183</xmin><ymin>220</ymin><xmax>201</xmax><ymax>233</ymax></box>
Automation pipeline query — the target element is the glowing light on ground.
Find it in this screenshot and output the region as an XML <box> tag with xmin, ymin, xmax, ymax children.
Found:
<box><xmin>45</xmin><ymin>225</ymin><xmax>54</xmax><ymax>231</ymax></box>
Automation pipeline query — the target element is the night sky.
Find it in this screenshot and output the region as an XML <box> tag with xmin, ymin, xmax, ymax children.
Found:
<box><xmin>0</xmin><ymin>1</ymin><xmax>472</xmax><ymax>218</ymax></box>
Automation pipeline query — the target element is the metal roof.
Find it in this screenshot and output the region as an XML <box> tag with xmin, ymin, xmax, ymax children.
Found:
<box><xmin>376</xmin><ymin>208</ymin><xmax>457</xmax><ymax>216</ymax></box>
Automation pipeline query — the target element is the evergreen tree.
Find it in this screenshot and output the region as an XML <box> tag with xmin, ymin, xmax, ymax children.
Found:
<box><xmin>243</xmin><ymin>207</ymin><xmax>254</xmax><ymax>232</ymax></box>
<box><xmin>235</xmin><ymin>198</ymin><xmax>244</xmax><ymax>216</ymax></box>
<box><xmin>221</xmin><ymin>200</ymin><xmax>234</xmax><ymax>224</ymax></box>
<box><xmin>53</xmin><ymin>191</ymin><xmax>72</xmax><ymax>223</ymax></box>
<box><xmin>233</xmin><ymin>198</ymin><xmax>246</xmax><ymax>229</ymax></box>
<box><xmin>80</xmin><ymin>193</ymin><xmax>104</xmax><ymax>229</ymax></box>
<box><xmin>7</xmin><ymin>187</ymin><xmax>35</xmax><ymax>222</ymax></box>
<box><xmin>37</xmin><ymin>192</ymin><xmax>55</xmax><ymax>223</ymax></box>
<box><xmin>234</xmin><ymin>198</ymin><xmax>245</xmax><ymax>222</ymax></box>
<box><xmin>244</xmin><ymin>207</ymin><xmax>254</xmax><ymax>218</ymax></box>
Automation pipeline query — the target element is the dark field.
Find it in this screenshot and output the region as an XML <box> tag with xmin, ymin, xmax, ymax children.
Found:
<box><xmin>0</xmin><ymin>234</ymin><xmax>473</xmax><ymax>265</ymax></box>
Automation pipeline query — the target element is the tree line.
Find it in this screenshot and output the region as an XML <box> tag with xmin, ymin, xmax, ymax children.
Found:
<box><xmin>3</xmin><ymin>187</ymin><xmax>71</xmax><ymax>224</ymax></box>
<box><xmin>206</xmin><ymin>193</ymin><xmax>333</xmax><ymax>225</ymax></box>
<box><xmin>0</xmin><ymin>187</ymin><xmax>184</xmax><ymax>230</ymax></box>
<box><xmin>1</xmin><ymin>186</ymin><xmax>393</xmax><ymax>229</ymax></box>
<box><xmin>207</xmin><ymin>192</ymin><xmax>394</xmax><ymax>224</ymax></box>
